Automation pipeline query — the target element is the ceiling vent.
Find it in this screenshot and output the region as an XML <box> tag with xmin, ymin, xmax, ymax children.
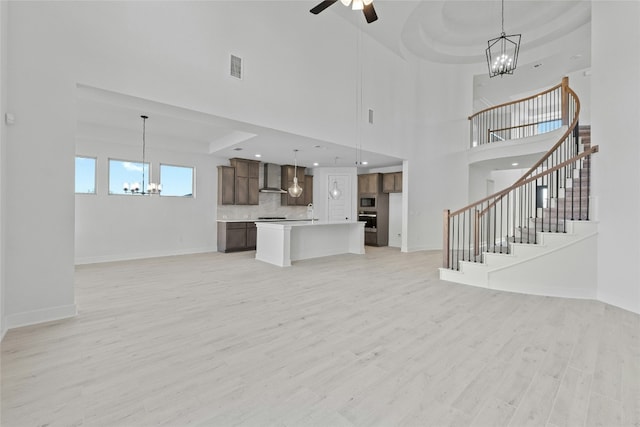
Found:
<box><xmin>230</xmin><ymin>54</ymin><xmax>243</xmax><ymax>79</ymax></box>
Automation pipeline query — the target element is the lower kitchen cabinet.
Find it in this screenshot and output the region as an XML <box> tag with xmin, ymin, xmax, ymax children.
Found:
<box><xmin>217</xmin><ymin>222</ymin><xmax>257</xmax><ymax>252</ymax></box>
<box><xmin>364</xmin><ymin>231</ymin><xmax>378</xmax><ymax>246</ymax></box>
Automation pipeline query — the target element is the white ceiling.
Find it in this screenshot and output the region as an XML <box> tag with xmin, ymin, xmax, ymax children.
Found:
<box><xmin>76</xmin><ymin>0</ymin><xmax>591</xmax><ymax>170</ymax></box>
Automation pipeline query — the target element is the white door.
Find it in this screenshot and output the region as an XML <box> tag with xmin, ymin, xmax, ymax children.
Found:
<box><xmin>327</xmin><ymin>175</ymin><xmax>352</xmax><ymax>221</ymax></box>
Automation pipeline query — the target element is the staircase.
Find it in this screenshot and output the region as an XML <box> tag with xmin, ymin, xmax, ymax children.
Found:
<box><xmin>440</xmin><ymin>79</ymin><xmax>599</xmax><ymax>298</ymax></box>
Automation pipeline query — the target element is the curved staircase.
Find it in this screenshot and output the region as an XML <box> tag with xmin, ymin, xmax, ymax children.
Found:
<box><xmin>440</xmin><ymin>79</ymin><xmax>599</xmax><ymax>298</ymax></box>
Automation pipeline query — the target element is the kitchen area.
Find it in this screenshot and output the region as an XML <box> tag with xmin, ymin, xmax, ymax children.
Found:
<box><xmin>216</xmin><ymin>156</ymin><xmax>403</xmax><ymax>266</ymax></box>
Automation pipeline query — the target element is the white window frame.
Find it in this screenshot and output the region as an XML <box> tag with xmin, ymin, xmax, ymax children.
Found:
<box><xmin>159</xmin><ymin>163</ymin><xmax>195</xmax><ymax>198</ymax></box>
<box><xmin>75</xmin><ymin>155</ymin><xmax>97</xmax><ymax>195</ymax></box>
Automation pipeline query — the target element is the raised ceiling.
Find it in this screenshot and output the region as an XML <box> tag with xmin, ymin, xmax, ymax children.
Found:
<box><xmin>75</xmin><ymin>1</ymin><xmax>591</xmax><ymax>170</ymax></box>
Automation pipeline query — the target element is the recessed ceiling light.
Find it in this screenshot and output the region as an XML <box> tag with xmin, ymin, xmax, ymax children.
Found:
<box><xmin>512</xmin><ymin>162</ymin><xmax>519</xmax><ymax>166</ymax></box>
<box><xmin>362</xmin><ymin>161</ymin><xmax>369</xmax><ymax>165</ymax></box>
<box><xmin>313</xmin><ymin>162</ymin><xmax>319</xmax><ymax>166</ymax></box>
<box><xmin>254</xmin><ymin>154</ymin><xmax>262</xmax><ymax>158</ymax></box>
<box><xmin>233</xmin><ymin>147</ymin><xmax>243</xmax><ymax>151</ymax></box>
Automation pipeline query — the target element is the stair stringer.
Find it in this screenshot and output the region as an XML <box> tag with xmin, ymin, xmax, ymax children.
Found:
<box><xmin>439</xmin><ymin>221</ymin><xmax>598</xmax><ymax>299</ymax></box>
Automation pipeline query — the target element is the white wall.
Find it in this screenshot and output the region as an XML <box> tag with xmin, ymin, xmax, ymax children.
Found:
<box><xmin>1</xmin><ymin>0</ymin><xmax>8</xmax><ymax>339</ymax></box>
<box><xmin>407</xmin><ymin>60</ymin><xmax>475</xmax><ymax>251</ymax></box>
<box><xmin>566</xmin><ymin>68</ymin><xmax>591</xmax><ymax>125</ymax></box>
<box><xmin>75</xmin><ymin>135</ymin><xmax>222</xmax><ymax>264</ymax></box>
<box><xmin>591</xmin><ymin>1</ymin><xmax>640</xmax><ymax>314</ymax></box>
<box><xmin>5</xmin><ymin>2</ymin><xmax>77</xmax><ymax>328</ymax></box>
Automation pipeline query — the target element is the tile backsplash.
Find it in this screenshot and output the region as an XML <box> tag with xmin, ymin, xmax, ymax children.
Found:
<box><xmin>217</xmin><ymin>162</ymin><xmax>312</xmax><ymax>220</ymax></box>
<box><xmin>217</xmin><ymin>193</ymin><xmax>309</xmax><ymax>220</ymax></box>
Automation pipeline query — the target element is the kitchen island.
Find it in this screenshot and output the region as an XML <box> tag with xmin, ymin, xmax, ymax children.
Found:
<box><xmin>255</xmin><ymin>220</ymin><xmax>365</xmax><ymax>267</ymax></box>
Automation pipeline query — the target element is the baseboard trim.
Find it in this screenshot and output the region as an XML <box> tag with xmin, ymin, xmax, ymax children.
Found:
<box><xmin>6</xmin><ymin>304</ymin><xmax>77</xmax><ymax>330</ymax></box>
<box><xmin>74</xmin><ymin>246</ymin><xmax>216</xmax><ymax>265</ymax></box>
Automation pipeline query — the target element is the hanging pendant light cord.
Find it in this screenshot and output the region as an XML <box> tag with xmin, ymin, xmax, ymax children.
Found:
<box><xmin>501</xmin><ymin>0</ymin><xmax>505</xmax><ymax>34</ymax></box>
<box><xmin>141</xmin><ymin>115</ymin><xmax>147</xmax><ymax>194</ymax></box>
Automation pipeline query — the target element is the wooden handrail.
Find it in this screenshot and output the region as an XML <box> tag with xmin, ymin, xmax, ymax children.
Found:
<box><xmin>474</xmin><ymin>82</ymin><xmax>580</xmax><ymax>216</ymax></box>
<box><xmin>514</xmin><ymin>84</ymin><xmax>580</xmax><ymax>186</ymax></box>
<box><xmin>446</xmin><ymin>78</ymin><xmax>593</xmax><ymax>270</ymax></box>
<box><xmin>468</xmin><ymin>80</ymin><xmax>563</xmax><ymax>121</ymax></box>
<box><xmin>450</xmin><ymin>141</ymin><xmax>596</xmax><ymax>219</ymax></box>
<box><xmin>478</xmin><ymin>145</ymin><xmax>598</xmax><ymax>217</ymax></box>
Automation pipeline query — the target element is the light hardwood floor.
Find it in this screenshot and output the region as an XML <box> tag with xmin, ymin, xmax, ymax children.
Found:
<box><xmin>2</xmin><ymin>248</ymin><xmax>639</xmax><ymax>426</ymax></box>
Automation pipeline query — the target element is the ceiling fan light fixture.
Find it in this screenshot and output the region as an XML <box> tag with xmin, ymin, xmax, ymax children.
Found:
<box><xmin>340</xmin><ymin>0</ymin><xmax>351</xmax><ymax>6</ymax></box>
<box><xmin>363</xmin><ymin>0</ymin><xmax>373</xmax><ymax>5</ymax></box>
<box><xmin>352</xmin><ymin>0</ymin><xmax>364</xmax><ymax>10</ymax></box>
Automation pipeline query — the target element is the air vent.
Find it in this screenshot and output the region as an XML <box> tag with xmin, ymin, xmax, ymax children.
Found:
<box><xmin>230</xmin><ymin>54</ymin><xmax>242</xmax><ymax>79</ymax></box>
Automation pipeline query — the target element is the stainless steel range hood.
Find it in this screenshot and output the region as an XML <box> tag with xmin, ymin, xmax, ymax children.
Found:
<box><xmin>259</xmin><ymin>163</ymin><xmax>287</xmax><ymax>194</ymax></box>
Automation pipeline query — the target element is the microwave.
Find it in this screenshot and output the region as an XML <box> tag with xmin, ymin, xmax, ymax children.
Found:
<box><xmin>360</xmin><ymin>196</ymin><xmax>376</xmax><ymax>208</ymax></box>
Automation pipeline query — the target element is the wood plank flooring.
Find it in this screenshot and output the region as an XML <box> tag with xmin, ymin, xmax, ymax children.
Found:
<box><xmin>2</xmin><ymin>247</ymin><xmax>639</xmax><ymax>426</ymax></box>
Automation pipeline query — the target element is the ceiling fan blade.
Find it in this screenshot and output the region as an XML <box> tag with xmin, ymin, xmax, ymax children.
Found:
<box><xmin>310</xmin><ymin>0</ymin><xmax>338</xmax><ymax>15</ymax></box>
<box><xmin>363</xmin><ymin>2</ymin><xmax>378</xmax><ymax>23</ymax></box>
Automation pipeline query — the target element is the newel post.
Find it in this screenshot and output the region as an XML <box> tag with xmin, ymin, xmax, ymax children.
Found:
<box><xmin>561</xmin><ymin>76</ymin><xmax>569</xmax><ymax>126</ymax></box>
<box><xmin>443</xmin><ymin>209</ymin><xmax>450</xmax><ymax>268</ymax></box>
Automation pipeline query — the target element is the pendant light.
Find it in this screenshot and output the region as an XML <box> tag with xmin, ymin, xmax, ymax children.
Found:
<box><xmin>123</xmin><ymin>115</ymin><xmax>161</xmax><ymax>195</ymax></box>
<box><xmin>288</xmin><ymin>149</ymin><xmax>303</xmax><ymax>198</ymax></box>
<box><xmin>329</xmin><ymin>181</ymin><xmax>342</xmax><ymax>200</ymax></box>
<box><xmin>486</xmin><ymin>0</ymin><xmax>521</xmax><ymax>78</ymax></box>
<box><xmin>329</xmin><ymin>157</ymin><xmax>342</xmax><ymax>200</ymax></box>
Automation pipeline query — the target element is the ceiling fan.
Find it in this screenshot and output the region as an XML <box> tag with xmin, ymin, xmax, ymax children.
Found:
<box><xmin>310</xmin><ymin>0</ymin><xmax>378</xmax><ymax>24</ymax></box>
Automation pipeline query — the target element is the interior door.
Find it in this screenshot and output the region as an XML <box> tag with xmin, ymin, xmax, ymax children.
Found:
<box><xmin>327</xmin><ymin>175</ymin><xmax>352</xmax><ymax>222</ymax></box>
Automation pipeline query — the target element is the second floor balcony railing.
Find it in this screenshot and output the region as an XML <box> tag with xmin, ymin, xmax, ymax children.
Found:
<box><xmin>469</xmin><ymin>77</ymin><xmax>570</xmax><ymax>147</ymax></box>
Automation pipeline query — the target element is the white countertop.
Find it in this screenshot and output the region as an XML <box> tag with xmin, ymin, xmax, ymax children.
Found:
<box><xmin>256</xmin><ymin>220</ymin><xmax>363</xmax><ymax>227</ymax></box>
<box><xmin>217</xmin><ymin>218</ymin><xmax>319</xmax><ymax>223</ymax></box>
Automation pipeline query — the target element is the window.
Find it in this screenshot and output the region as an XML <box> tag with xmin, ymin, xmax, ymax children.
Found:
<box><xmin>160</xmin><ymin>164</ymin><xmax>194</xmax><ymax>197</ymax></box>
<box><xmin>75</xmin><ymin>156</ymin><xmax>96</xmax><ymax>194</ymax></box>
<box><xmin>108</xmin><ymin>159</ymin><xmax>149</xmax><ymax>195</ymax></box>
<box><xmin>537</xmin><ymin>119</ymin><xmax>562</xmax><ymax>134</ymax></box>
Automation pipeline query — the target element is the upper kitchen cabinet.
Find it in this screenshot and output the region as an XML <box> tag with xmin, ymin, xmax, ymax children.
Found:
<box><xmin>217</xmin><ymin>158</ymin><xmax>260</xmax><ymax>206</ymax></box>
<box><xmin>217</xmin><ymin>166</ymin><xmax>235</xmax><ymax>205</ymax></box>
<box><xmin>358</xmin><ymin>173</ymin><xmax>381</xmax><ymax>195</ymax></box>
<box><xmin>230</xmin><ymin>158</ymin><xmax>260</xmax><ymax>205</ymax></box>
<box><xmin>281</xmin><ymin>164</ymin><xmax>307</xmax><ymax>206</ymax></box>
<box><xmin>382</xmin><ymin>172</ymin><xmax>403</xmax><ymax>193</ymax></box>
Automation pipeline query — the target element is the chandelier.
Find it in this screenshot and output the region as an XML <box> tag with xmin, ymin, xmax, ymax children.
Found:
<box><xmin>486</xmin><ymin>0</ymin><xmax>521</xmax><ymax>78</ymax></box>
<box><xmin>123</xmin><ymin>115</ymin><xmax>161</xmax><ymax>195</ymax></box>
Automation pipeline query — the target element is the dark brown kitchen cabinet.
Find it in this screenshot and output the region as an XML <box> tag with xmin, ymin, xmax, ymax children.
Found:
<box><xmin>246</xmin><ymin>222</ymin><xmax>257</xmax><ymax>248</ymax></box>
<box><xmin>364</xmin><ymin>231</ymin><xmax>378</xmax><ymax>246</ymax></box>
<box><xmin>217</xmin><ymin>166</ymin><xmax>235</xmax><ymax>205</ymax></box>
<box><xmin>217</xmin><ymin>222</ymin><xmax>257</xmax><ymax>253</ymax></box>
<box><xmin>358</xmin><ymin>173</ymin><xmax>381</xmax><ymax>195</ymax></box>
<box><xmin>229</xmin><ymin>158</ymin><xmax>260</xmax><ymax>205</ymax></box>
<box><xmin>382</xmin><ymin>172</ymin><xmax>403</xmax><ymax>193</ymax></box>
<box><xmin>281</xmin><ymin>164</ymin><xmax>307</xmax><ymax>206</ymax></box>
<box><xmin>303</xmin><ymin>175</ymin><xmax>313</xmax><ymax>206</ymax></box>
